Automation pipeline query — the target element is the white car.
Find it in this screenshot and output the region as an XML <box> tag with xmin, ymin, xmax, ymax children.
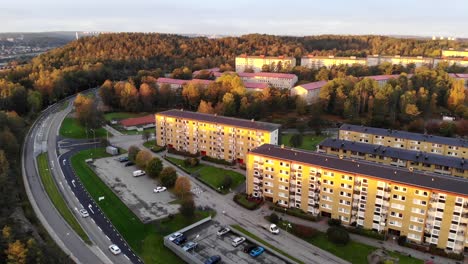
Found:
<box><xmin>216</xmin><ymin>226</ymin><xmax>230</xmax><ymax>236</ymax></box>
<box><xmin>79</xmin><ymin>209</ymin><xmax>89</xmax><ymax>218</ymax></box>
<box><xmin>168</xmin><ymin>232</ymin><xmax>183</xmax><ymax>241</ymax></box>
<box><xmin>153</xmin><ymin>186</ymin><xmax>167</xmax><ymax>193</ymax></box>
<box><xmin>231</xmin><ymin>236</ymin><xmax>246</xmax><ymax>247</ymax></box>
<box><xmin>108</xmin><ymin>244</ymin><xmax>121</xmax><ymax>255</ymax></box>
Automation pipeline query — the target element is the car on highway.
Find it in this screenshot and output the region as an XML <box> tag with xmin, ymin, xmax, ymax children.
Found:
<box><xmin>182</xmin><ymin>241</ymin><xmax>198</xmax><ymax>251</ymax></box>
<box><xmin>243</xmin><ymin>244</ymin><xmax>256</xmax><ymax>253</ymax></box>
<box><xmin>124</xmin><ymin>161</ymin><xmax>135</xmax><ymax>167</ymax></box>
<box><xmin>204</xmin><ymin>255</ymin><xmax>221</xmax><ymax>264</ymax></box>
<box><xmin>216</xmin><ymin>226</ymin><xmax>230</xmax><ymax>236</ymax></box>
<box><xmin>117</xmin><ymin>156</ymin><xmax>129</xmax><ymax>163</ymax></box>
<box><xmin>173</xmin><ymin>235</ymin><xmax>187</xmax><ymax>245</ymax></box>
<box><xmin>249</xmin><ymin>246</ymin><xmax>265</xmax><ymax>257</ymax></box>
<box><xmin>108</xmin><ymin>244</ymin><xmax>121</xmax><ymax>255</ymax></box>
<box><xmin>231</xmin><ymin>236</ymin><xmax>246</xmax><ymax>247</ymax></box>
<box><xmin>168</xmin><ymin>232</ymin><xmax>183</xmax><ymax>241</ymax></box>
<box><xmin>79</xmin><ymin>209</ymin><xmax>89</xmax><ymax>218</ymax></box>
<box><xmin>261</xmin><ymin>223</ymin><xmax>280</xmax><ymax>234</ymax></box>
<box><xmin>153</xmin><ymin>186</ymin><xmax>167</xmax><ymax>193</ymax></box>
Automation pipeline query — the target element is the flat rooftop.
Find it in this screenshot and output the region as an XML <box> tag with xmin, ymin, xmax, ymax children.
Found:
<box><xmin>250</xmin><ymin>144</ymin><xmax>468</xmax><ymax>196</ymax></box>
<box><xmin>319</xmin><ymin>138</ymin><xmax>467</xmax><ymax>171</ymax></box>
<box><xmin>340</xmin><ymin>124</ymin><xmax>468</xmax><ymax>148</ymax></box>
<box><xmin>156</xmin><ymin>109</ymin><xmax>281</xmax><ymax>132</ymax></box>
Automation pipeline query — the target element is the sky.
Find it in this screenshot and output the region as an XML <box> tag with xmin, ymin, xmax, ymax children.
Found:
<box><xmin>2</xmin><ymin>0</ymin><xmax>468</xmax><ymax>37</ymax></box>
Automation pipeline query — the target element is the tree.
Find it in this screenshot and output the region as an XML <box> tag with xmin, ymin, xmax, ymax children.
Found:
<box><xmin>182</xmin><ymin>82</ymin><xmax>202</xmax><ymax>110</ymax></box>
<box><xmin>128</xmin><ymin>145</ymin><xmax>140</xmax><ymax>162</ymax></box>
<box><xmin>146</xmin><ymin>158</ymin><xmax>163</xmax><ymax>179</ymax></box>
<box><xmin>447</xmin><ymin>79</ymin><xmax>466</xmax><ymax>111</ymax></box>
<box><xmin>73</xmin><ymin>93</ymin><xmax>103</xmax><ymax>129</ymax></box>
<box><xmin>5</xmin><ymin>240</ymin><xmax>28</xmax><ymax>264</ymax></box>
<box><xmin>141</xmin><ymin>131</ymin><xmax>150</xmax><ymax>142</ymax></box>
<box><xmin>183</xmin><ymin>157</ymin><xmax>199</xmax><ymax>167</ymax></box>
<box><xmin>179</xmin><ymin>196</ymin><xmax>195</xmax><ymax>217</ymax></box>
<box><xmin>269</xmin><ymin>213</ymin><xmax>279</xmax><ymax>224</ymax></box>
<box><xmin>27</xmin><ymin>90</ymin><xmax>42</xmax><ymax>113</ymax></box>
<box><xmin>221</xmin><ymin>175</ymin><xmax>233</xmax><ymax>190</ymax></box>
<box><xmin>135</xmin><ymin>150</ymin><xmax>152</xmax><ymax>169</ymax></box>
<box><xmin>160</xmin><ymin>167</ymin><xmax>178</xmax><ymax>187</ymax></box>
<box><xmin>326</xmin><ymin>227</ymin><xmax>350</xmax><ymax>245</ymax></box>
<box><xmin>119</xmin><ymin>82</ymin><xmax>139</xmax><ymax>112</ymax></box>
<box><xmin>439</xmin><ymin>121</ymin><xmax>457</xmax><ymax>137</ymax></box>
<box><xmin>174</xmin><ymin>176</ymin><xmax>191</xmax><ymax>199</ymax></box>
<box><xmin>289</xmin><ymin>134</ymin><xmax>303</xmax><ymax>148</ymax></box>
<box><xmin>0</xmin><ymin>150</ymin><xmax>9</xmax><ymax>178</ymax></box>
<box><xmin>295</xmin><ymin>97</ymin><xmax>308</xmax><ymax>115</ymax></box>
<box><xmin>222</xmin><ymin>92</ymin><xmax>236</xmax><ymax>116</ymax></box>
<box><xmin>197</xmin><ymin>100</ymin><xmax>215</xmax><ymax>114</ymax></box>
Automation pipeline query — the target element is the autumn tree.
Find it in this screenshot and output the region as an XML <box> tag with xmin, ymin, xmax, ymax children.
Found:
<box><xmin>139</xmin><ymin>82</ymin><xmax>157</xmax><ymax>111</ymax></box>
<box><xmin>447</xmin><ymin>79</ymin><xmax>466</xmax><ymax>111</ymax></box>
<box><xmin>128</xmin><ymin>145</ymin><xmax>140</xmax><ymax>162</ymax></box>
<box><xmin>119</xmin><ymin>82</ymin><xmax>139</xmax><ymax>112</ymax></box>
<box><xmin>5</xmin><ymin>240</ymin><xmax>28</xmax><ymax>264</ymax></box>
<box><xmin>135</xmin><ymin>150</ymin><xmax>152</xmax><ymax>169</ymax></box>
<box><xmin>146</xmin><ymin>158</ymin><xmax>163</xmax><ymax>179</ymax></box>
<box><xmin>198</xmin><ymin>100</ymin><xmax>215</xmax><ymax>114</ymax></box>
<box><xmin>160</xmin><ymin>167</ymin><xmax>178</xmax><ymax>188</ymax></box>
<box><xmin>182</xmin><ymin>82</ymin><xmax>202</xmax><ymax>110</ymax></box>
<box><xmin>73</xmin><ymin>93</ymin><xmax>103</xmax><ymax>129</ymax></box>
<box><xmin>174</xmin><ymin>176</ymin><xmax>191</xmax><ymax>199</ymax></box>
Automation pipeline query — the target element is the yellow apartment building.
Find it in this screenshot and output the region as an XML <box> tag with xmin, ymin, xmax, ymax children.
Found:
<box><xmin>247</xmin><ymin>144</ymin><xmax>468</xmax><ymax>253</ymax></box>
<box><xmin>442</xmin><ymin>49</ymin><xmax>468</xmax><ymax>57</ymax></box>
<box><xmin>155</xmin><ymin>109</ymin><xmax>280</xmax><ymax>163</ymax></box>
<box><xmin>300</xmin><ymin>55</ymin><xmax>367</xmax><ymax>69</ymax></box>
<box><xmin>339</xmin><ymin>124</ymin><xmax>468</xmax><ymax>158</ymax></box>
<box><xmin>235</xmin><ymin>55</ymin><xmax>296</xmax><ymax>73</ymax></box>
<box><xmin>318</xmin><ymin>139</ymin><xmax>467</xmax><ymax>178</ymax></box>
<box><xmin>366</xmin><ymin>55</ymin><xmax>434</xmax><ymax>67</ymax></box>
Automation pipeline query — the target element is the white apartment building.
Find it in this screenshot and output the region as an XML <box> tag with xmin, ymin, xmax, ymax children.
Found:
<box><xmin>290</xmin><ymin>81</ymin><xmax>327</xmax><ymax>104</ymax></box>
<box><xmin>235</xmin><ymin>55</ymin><xmax>296</xmax><ymax>73</ymax></box>
<box><xmin>214</xmin><ymin>72</ymin><xmax>298</xmax><ymax>90</ymax></box>
<box><xmin>301</xmin><ymin>55</ymin><xmax>367</xmax><ymax>69</ymax></box>
<box><xmin>367</xmin><ymin>55</ymin><xmax>433</xmax><ymax>67</ymax></box>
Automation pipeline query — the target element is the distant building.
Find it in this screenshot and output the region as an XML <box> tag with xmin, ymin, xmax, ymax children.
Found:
<box><xmin>213</xmin><ymin>71</ymin><xmax>297</xmax><ymax>90</ymax></box>
<box><xmin>156</xmin><ymin>78</ymin><xmax>213</xmax><ymax>90</ymax></box>
<box><xmin>243</xmin><ymin>82</ymin><xmax>269</xmax><ymax>91</ymax></box>
<box><xmin>235</xmin><ymin>55</ymin><xmax>296</xmax><ymax>73</ymax></box>
<box><xmin>434</xmin><ymin>57</ymin><xmax>468</xmax><ymax>67</ymax></box>
<box><xmin>301</xmin><ymin>55</ymin><xmax>367</xmax><ymax>69</ymax></box>
<box><xmin>441</xmin><ymin>49</ymin><xmax>468</xmax><ymax>57</ymax></box>
<box><xmin>448</xmin><ymin>73</ymin><xmax>468</xmax><ymax>89</ymax></box>
<box><xmin>367</xmin><ymin>55</ymin><xmax>433</xmax><ymax>67</ymax></box>
<box><xmin>365</xmin><ymin>74</ymin><xmax>403</xmax><ymax>88</ymax></box>
<box><xmin>290</xmin><ymin>81</ymin><xmax>328</xmax><ymax>104</ymax></box>
<box><xmin>120</xmin><ymin>115</ymin><xmax>155</xmax><ymax>131</ymax></box>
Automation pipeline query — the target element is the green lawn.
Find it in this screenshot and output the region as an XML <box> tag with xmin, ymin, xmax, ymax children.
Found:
<box><xmin>37</xmin><ymin>153</ymin><xmax>91</xmax><ymax>244</ymax></box>
<box><xmin>71</xmin><ymin>148</ymin><xmax>211</xmax><ymax>263</ymax></box>
<box><xmin>231</xmin><ymin>225</ymin><xmax>304</xmax><ymax>264</ymax></box>
<box><xmin>59</xmin><ymin>117</ymin><xmax>107</xmax><ymax>139</ymax></box>
<box><xmin>104</xmin><ymin>112</ymin><xmax>149</xmax><ymax>121</ymax></box>
<box><xmin>166</xmin><ymin>157</ymin><xmax>245</xmax><ymax>193</ymax></box>
<box><xmin>143</xmin><ymin>140</ymin><xmax>165</xmax><ymax>152</ymax></box>
<box><xmin>281</xmin><ymin>134</ymin><xmax>327</xmax><ymax>151</ymax></box>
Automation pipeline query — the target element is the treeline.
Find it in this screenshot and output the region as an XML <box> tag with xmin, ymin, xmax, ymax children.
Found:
<box><xmin>319</xmin><ymin>66</ymin><xmax>468</xmax><ymax>134</ymax></box>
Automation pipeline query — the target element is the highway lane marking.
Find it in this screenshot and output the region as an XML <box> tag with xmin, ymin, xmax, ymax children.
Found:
<box><xmin>97</xmin><ymin>226</ymin><xmax>102</xmax><ymax>231</ymax></box>
<box><xmin>124</xmin><ymin>255</ymin><xmax>130</xmax><ymax>260</ymax></box>
<box><xmin>105</xmin><ymin>235</ymin><xmax>110</xmax><ymax>241</ymax></box>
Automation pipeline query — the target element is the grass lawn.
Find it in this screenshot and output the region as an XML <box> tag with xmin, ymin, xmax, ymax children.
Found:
<box><xmin>37</xmin><ymin>153</ymin><xmax>91</xmax><ymax>244</ymax></box>
<box><xmin>71</xmin><ymin>148</ymin><xmax>211</xmax><ymax>263</ymax></box>
<box><xmin>231</xmin><ymin>225</ymin><xmax>304</xmax><ymax>264</ymax></box>
<box><xmin>281</xmin><ymin>134</ymin><xmax>327</xmax><ymax>151</ymax></box>
<box><xmin>143</xmin><ymin>140</ymin><xmax>165</xmax><ymax>152</ymax></box>
<box><xmin>166</xmin><ymin>157</ymin><xmax>245</xmax><ymax>193</ymax></box>
<box><xmin>104</xmin><ymin>112</ymin><xmax>149</xmax><ymax>121</ymax></box>
<box><xmin>59</xmin><ymin>117</ymin><xmax>107</xmax><ymax>139</ymax></box>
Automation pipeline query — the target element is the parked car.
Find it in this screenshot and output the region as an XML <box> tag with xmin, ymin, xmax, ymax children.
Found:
<box><xmin>79</xmin><ymin>209</ymin><xmax>89</xmax><ymax>218</ymax></box>
<box><xmin>243</xmin><ymin>244</ymin><xmax>256</xmax><ymax>253</ymax></box>
<box><xmin>124</xmin><ymin>161</ymin><xmax>135</xmax><ymax>167</ymax></box>
<box><xmin>132</xmin><ymin>170</ymin><xmax>145</xmax><ymax>177</ymax></box>
<box><xmin>182</xmin><ymin>241</ymin><xmax>198</xmax><ymax>251</ymax></box>
<box><xmin>231</xmin><ymin>236</ymin><xmax>246</xmax><ymax>247</ymax></box>
<box><xmin>249</xmin><ymin>246</ymin><xmax>265</xmax><ymax>257</ymax></box>
<box><xmin>216</xmin><ymin>226</ymin><xmax>230</xmax><ymax>236</ymax></box>
<box><xmin>108</xmin><ymin>244</ymin><xmax>121</xmax><ymax>255</ymax></box>
<box><xmin>168</xmin><ymin>232</ymin><xmax>183</xmax><ymax>242</ymax></box>
<box><xmin>153</xmin><ymin>186</ymin><xmax>167</xmax><ymax>193</ymax></box>
<box><xmin>204</xmin><ymin>255</ymin><xmax>221</xmax><ymax>264</ymax></box>
<box><xmin>117</xmin><ymin>156</ymin><xmax>129</xmax><ymax>163</ymax></box>
<box><xmin>261</xmin><ymin>223</ymin><xmax>280</xmax><ymax>234</ymax></box>
<box><xmin>173</xmin><ymin>235</ymin><xmax>187</xmax><ymax>245</ymax></box>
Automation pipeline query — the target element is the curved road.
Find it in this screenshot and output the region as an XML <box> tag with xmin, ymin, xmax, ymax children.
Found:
<box><xmin>23</xmin><ymin>98</ymin><xmax>140</xmax><ymax>264</ymax></box>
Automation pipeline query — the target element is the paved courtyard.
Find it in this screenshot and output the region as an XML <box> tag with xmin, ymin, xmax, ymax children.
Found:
<box><xmin>93</xmin><ymin>154</ymin><xmax>179</xmax><ymax>223</ymax></box>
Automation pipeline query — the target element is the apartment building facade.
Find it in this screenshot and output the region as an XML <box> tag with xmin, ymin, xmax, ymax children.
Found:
<box><xmin>290</xmin><ymin>81</ymin><xmax>327</xmax><ymax>104</ymax></box>
<box><xmin>235</xmin><ymin>55</ymin><xmax>296</xmax><ymax>73</ymax></box>
<box><xmin>155</xmin><ymin>110</ymin><xmax>280</xmax><ymax>163</ymax></box>
<box><xmin>442</xmin><ymin>49</ymin><xmax>468</xmax><ymax>58</ymax></box>
<box><xmin>300</xmin><ymin>55</ymin><xmax>367</xmax><ymax>69</ymax></box>
<box><xmin>156</xmin><ymin>78</ymin><xmax>213</xmax><ymax>90</ymax></box>
<box><xmin>213</xmin><ymin>71</ymin><xmax>298</xmax><ymax>90</ymax></box>
<box><xmin>339</xmin><ymin>124</ymin><xmax>468</xmax><ymax>157</ymax></box>
<box><xmin>317</xmin><ymin>139</ymin><xmax>468</xmax><ymax>178</ymax></box>
<box><xmin>247</xmin><ymin>144</ymin><xmax>468</xmax><ymax>253</ymax></box>
<box><xmin>367</xmin><ymin>55</ymin><xmax>434</xmax><ymax>67</ymax></box>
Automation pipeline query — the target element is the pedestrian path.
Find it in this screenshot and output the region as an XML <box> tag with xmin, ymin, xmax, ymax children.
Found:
<box><xmin>103</xmin><ymin>124</ymin><xmax>123</xmax><ymax>136</ymax></box>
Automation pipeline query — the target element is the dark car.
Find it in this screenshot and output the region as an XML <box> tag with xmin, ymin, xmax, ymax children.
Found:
<box><xmin>124</xmin><ymin>161</ymin><xmax>135</xmax><ymax>167</ymax></box>
<box><xmin>173</xmin><ymin>235</ymin><xmax>187</xmax><ymax>245</ymax></box>
<box><xmin>204</xmin><ymin>255</ymin><xmax>221</xmax><ymax>264</ymax></box>
<box><xmin>243</xmin><ymin>244</ymin><xmax>256</xmax><ymax>253</ymax></box>
<box><xmin>117</xmin><ymin>156</ymin><xmax>129</xmax><ymax>163</ymax></box>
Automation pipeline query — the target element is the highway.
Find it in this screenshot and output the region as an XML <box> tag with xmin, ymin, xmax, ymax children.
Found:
<box><xmin>22</xmin><ymin>97</ymin><xmax>139</xmax><ymax>264</ymax></box>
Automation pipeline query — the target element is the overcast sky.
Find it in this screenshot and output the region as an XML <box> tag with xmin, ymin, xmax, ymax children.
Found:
<box><xmin>2</xmin><ymin>0</ymin><xmax>468</xmax><ymax>37</ymax></box>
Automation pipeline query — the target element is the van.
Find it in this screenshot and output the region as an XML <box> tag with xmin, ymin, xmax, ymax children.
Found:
<box><xmin>132</xmin><ymin>170</ymin><xmax>145</xmax><ymax>177</ymax></box>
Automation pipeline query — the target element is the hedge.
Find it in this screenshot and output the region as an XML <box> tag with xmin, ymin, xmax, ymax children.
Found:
<box><xmin>167</xmin><ymin>148</ymin><xmax>199</xmax><ymax>157</ymax></box>
<box><xmin>346</xmin><ymin>226</ymin><xmax>385</xmax><ymax>241</ymax></box>
<box><xmin>269</xmin><ymin>204</ymin><xmax>320</xmax><ymax>222</ymax></box>
<box><xmin>233</xmin><ymin>193</ymin><xmax>263</xmax><ymax>210</ymax></box>
<box><xmin>201</xmin><ymin>156</ymin><xmax>235</xmax><ymax>166</ymax></box>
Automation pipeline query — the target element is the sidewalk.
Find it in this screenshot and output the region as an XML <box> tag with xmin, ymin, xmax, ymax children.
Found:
<box><xmin>270</xmin><ymin>207</ymin><xmax>463</xmax><ymax>264</ymax></box>
<box><xmin>103</xmin><ymin>125</ymin><xmax>123</xmax><ymax>136</ymax></box>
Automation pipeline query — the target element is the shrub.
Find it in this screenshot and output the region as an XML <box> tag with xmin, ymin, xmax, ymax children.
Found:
<box><xmin>160</xmin><ymin>167</ymin><xmax>178</xmax><ymax>188</ymax></box>
<box><xmin>291</xmin><ymin>223</ymin><xmax>318</xmax><ymax>239</ymax></box>
<box><xmin>269</xmin><ymin>213</ymin><xmax>279</xmax><ymax>224</ymax></box>
<box><xmin>326</xmin><ymin>227</ymin><xmax>350</xmax><ymax>245</ymax></box>
<box><xmin>146</xmin><ymin>158</ymin><xmax>163</xmax><ymax>178</ymax></box>
<box><xmin>128</xmin><ymin>145</ymin><xmax>140</xmax><ymax>162</ymax></box>
<box><xmin>201</xmin><ymin>156</ymin><xmax>235</xmax><ymax>166</ymax></box>
<box><xmin>269</xmin><ymin>205</ymin><xmax>319</xmax><ymax>222</ymax></box>
<box><xmin>221</xmin><ymin>175</ymin><xmax>233</xmax><ymax>190</ymax></box>
<box><xmin>183</xmin><ymin>157</ymin><xmax>199</xmax><ymax>167</ymax></box>
<box><xmin>397</xmin><ymin>235</ymin><xmax>407</xmax><ymax>246</ymax></box>
<box><xmin>327</xmin><ymin>218</ymin><xmax>342</xmax><ymax>227</ymax></box>
<box><xmin>167</xmin><ymin>148</ymin><xmax>199</xmax><ymax>157</ymax></box>
<box><xmin>346</xmin><ymin>227</ymin><xmax>385</xmax><ymax>240</ymax></box>
<box><xmin>233</xmin><ymin>193</ymin><xmax>262</xmax><ymax>210</ymax></box>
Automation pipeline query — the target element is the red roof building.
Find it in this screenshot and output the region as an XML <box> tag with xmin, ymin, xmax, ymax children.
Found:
<box><xmin>120</xmin><ymin>115</ymin><xmax>155</xmax><ymax>129</ymax></box>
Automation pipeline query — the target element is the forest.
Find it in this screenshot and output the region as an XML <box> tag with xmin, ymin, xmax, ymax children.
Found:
<box><xmin>0</xmin><ymin>33</ymin><xmax>467</xmax><ymax>262</ymax></box>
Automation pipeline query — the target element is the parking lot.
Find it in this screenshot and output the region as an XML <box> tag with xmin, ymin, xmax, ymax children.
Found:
<box><xmin>181</xmin><ymin>221</ymin><xmax>288</xmax><ymax>264</ymax></box>
<box><xmin>92</xmin><ymin>154</ymin><xmax>179</xmax><ymax>222</ymax></box>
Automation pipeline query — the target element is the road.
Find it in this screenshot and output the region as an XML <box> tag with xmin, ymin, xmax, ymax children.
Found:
<box><xmin>22</xmin><ymin>98</ymin><xmax>139</xmax><ymax>264</ymax></box>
